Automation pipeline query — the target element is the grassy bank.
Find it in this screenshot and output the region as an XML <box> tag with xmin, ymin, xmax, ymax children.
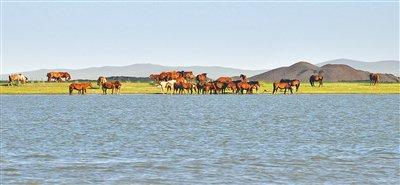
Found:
<box><xmin>1</xmin><ymin>81</ymin><xmax>399</xmax><ymax>94</ymax></box>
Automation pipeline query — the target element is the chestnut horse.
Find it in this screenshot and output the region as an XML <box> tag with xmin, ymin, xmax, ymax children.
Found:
<box><xmin>213</xmin><ymin>81</ymin><xmax>229</xmax><ymax>94</ymax></box>
<box><xmin>102</xmin><ymin>81</ymin><xmax>121</xmax><ymax>95</ymax></box>
<box><xmin>370</xmin><ymin>73</ymin><xmax>380</xmax><ymax>86</ymax></box>
<box><xmin>174</xmin><ymin>82</ymin><xmax>195</xmax><ymax>94</ymax></box>
<box><xmin>216</xmin><ymin>77</ymin><xmax>232</xmax><ymax>84</ymax></box>
<box><xmin>273</xmin><ymin>81</ymin><xmax>293</xmax><ymax>94</ymax></box>
<box><xmin>280</xmin><ymin>79</ymin><xmax>300</xmax><ymax>92</ymax></box>
<box><xmin>237</xmin><ymin>81</ymin><xmax>252</xmax><ymax>94</ymax></box>
<box><xmin>228</xmin><ymin>80</ymin><xmax>241</xmax><ymax>94</ymax></box>
<box><xmin>47</xmin><ymin>71</ymin><xmax>71</xmax><ymax>82</ymax></box>
<box><xmin>149</xmin><ymin>74</ymin><xmax>161</xmax><ymax>84</ymax></box>
<box><xmin>69</xmin><ymin>82</ymin><xmax>92</xmax><ymax>95</ymax></box>
<box><xmin>248</xmin><ymin>81</ymin><xmax>261</xmax><ymax>93</ymax></box>
<box><xmin>309</xmin><ymin>75</ymin><xmax>323</xmax><ymax>87</ymax></box>
<box><xmin>196</xmin><ymin>73</ymin><xmax>207</xmax><ymax>83</ymax></box>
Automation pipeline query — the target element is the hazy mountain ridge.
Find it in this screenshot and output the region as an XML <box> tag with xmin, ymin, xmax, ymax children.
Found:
<box><xmin>1</xmin><ymin>64</ymin><xmax>267</xmax><ymax>80</ymax></box>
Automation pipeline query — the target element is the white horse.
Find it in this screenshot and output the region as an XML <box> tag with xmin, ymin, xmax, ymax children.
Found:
<box><xmin>158</xmin><ymin>80</ymin><xmax>176</xmax><ymax>94</ymax></box>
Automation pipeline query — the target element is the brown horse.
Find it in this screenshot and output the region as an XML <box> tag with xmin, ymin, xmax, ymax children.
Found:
<box><xmin>102</xmin><ymin>81</ymin><xmax>121</xmax><ymax>94</ymax></box>
<box><xmin>203</xmin><ymin>82</ymin><xmax>215</xmax><ymax>94</ymax></box>
<box><xmin>370</xmin><ymin>73</ymin><xmax>380</xmax><ymax>86</ymax></box>
<box><xmin>8</xmin><ymin>74</ymin><xmax>28</xmax><ymax>86</ymax></box>
<box><xmin>280</xmin><ymin>79</ymin><xmax>300</xmax><ymax>92</ymax></box>
<box><xmin>216</xmin><ymin>77</ymin><xmax>232</xmax><ymax>84</ymax></box>
<box><xmin>47</xmin><ymin>71</ymin><xmax>71</xmax><ymax>82</ymax></box>
<box><xmin>97</xmin><ymin>76</ymin><xmax>107</xmax><ymax>86</ymax></box>
<box><xmin>309</xmin><ymin>75</ymin><xmax>323</xmax><ymax>87</ymax></box>
<box><xmin>196</xmin><ymin>73</ymin><xmax>207</xmax><ymax>83</ymax></box>
<box><xmin>239</xmin><ymin>74</ymin><xmax>248</xmax><ymax>82</ymax></box>
<box><xmin>69</xmin><ymin>82</ymin><xmax>92</xmax><ymax>95</ymax></box>
<box><xmin>227</xmin><ymin>80</ymin><xmax>240</xmax><ymax>93</ymax></box>
<box><xmin>149</xmin><ymin>74</ymin><xmax>161</xmax><ymax>84</ymax></box>
<box><xmin>273</xmin><ymin>81</ymin><xmax>293</xmax><ymax>94</ymax></box>
<box><xmin>248</xmin><ymin>81</ymin><xmax>261</xmax><ymax>93</ymax></box>
<box><xmin>237</xmin><ymin>81</ymin><xmax>252</xmax><ymax>94</ymax></box>
<box><xmin>174</xmin><ymin>82</ymin><xmax>195</xmax><ymax>94</ymax></box>
<box><xmin>213</xmin><ymin>81</ymin><xmax>229</xmax><ymax>94</ymax></box>
<box><xmin>178</xmin><ymin>71</ymin><xmax>195</xmax><ymax>81</ymax></box>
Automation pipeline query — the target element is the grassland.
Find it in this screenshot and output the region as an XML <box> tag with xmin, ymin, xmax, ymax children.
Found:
<box><xmin>0</xmin><ymin>81</ymin><xmax>399</xmax><ymax>94</ymax></box>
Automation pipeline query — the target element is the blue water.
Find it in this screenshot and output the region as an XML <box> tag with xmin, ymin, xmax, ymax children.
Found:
<box><xmin>1</xmin><ymin>95</ymin><xmax>399</xmax><ymax>184</ymax></box>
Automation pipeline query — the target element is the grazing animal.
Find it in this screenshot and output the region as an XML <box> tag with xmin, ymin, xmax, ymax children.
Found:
<box><xmin>237</xmin><ymin>81</ymin><xmax>252</xmax><ymax>94</ymax></box>
<box><xmin>69</xmin><ymin>82</ymin><xmax>92</xmax><ymax>95</ymax></box>
<box><xmin>272</xmin><ymin>81</ymin><xmax>293</xmax><ymax>94</ymax></box>
<box><xmin>97</xmin><ymin>76</ymin><xmax>107</xmax><ymax>86</ymax></box>
<box><xmin>8</xmin><ymin>74</ymin><xmax>28</xmax><ymax>86</ymax></box>
<box><xmin>280</xmin><ymin>79</ymin><xmax>301</xmax><ymax>92</ymax></box>
<box><xmin>178</xmin><ymin>71</ymin><xmax>195</xmax><ymax>81</ymax></box>
<box><xmin>174</xmin><ymin>82</ymin><xmax>195</xmax><ymax>94</ymax></box>
<box><xmin>227</xmin><ymin>80</ymin><xmax>240</xmax><ymax>94</ymax></box>
<box><xmin>196</xmin><ymin>73</ymin><xmax>208</xmax><ymax>83</ymax></box>
<box><xmin>101</xmin><ymin>81</ymin><xmax>121</xmax><ymax>95</ymax></box>
<box><xmin>149</xmin><ymin>74</ymin><xmax>161</xmax><ymax>84</ymax></box>
<box><xmin>309</xmin><ymin>75</ymin><xmax>323</xmax><ymax>87</ymax></box>
<box><xmin>369</xmin><ymin>73</ymin><xmax>380</xmax><ymax>86</ymax></box>
<box><xmin>239</xmin><ymin>74</ymin><xmax>248</xmax><ymax>82</ymax></box>
<box><xmin>213</xmin><ymin>81</ymin><xmax>228</xmax><ymax>94</ymax></box>
<box><xmin>248</xmin><ymin>81</ymin><xmax>261</xmax><ymax>93</ymax></box>
<box><xmin>159</xmin><ymin>80</ymin><xmax>176</xmax><ymax>94</ymax></box>
<box><xmin>47</xmin><ymin>71</ymin><xmax>71</xmax><ymax>82</ymax></box>
<box><xmin>216</xmin><ymin>77</ymin><xmax>232</xmax><ymax>84</ymax></box>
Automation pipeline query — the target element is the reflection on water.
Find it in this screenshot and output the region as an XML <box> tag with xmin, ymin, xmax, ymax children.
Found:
<box><xmin>1</xmin><ymin>95</ymin><xmax>399</xmax><ymax>184</ymax></box>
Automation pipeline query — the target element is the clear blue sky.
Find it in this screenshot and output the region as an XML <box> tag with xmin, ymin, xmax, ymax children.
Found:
<box><xmin>2</xmin><ymin>1</ymin><xmax>399</xmax><ymax>74</ymax></box>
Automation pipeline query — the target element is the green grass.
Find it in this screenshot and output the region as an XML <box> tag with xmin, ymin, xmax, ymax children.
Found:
<box><xmin>0</xmin><ymin>81</ymin><xmax>399</xmax><ymax>94</ymax></box>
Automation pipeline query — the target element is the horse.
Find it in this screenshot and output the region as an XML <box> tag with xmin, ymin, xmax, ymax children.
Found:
<box><xmin>158</xmin><ymin>80</ymin><xmax>176</xmax><ymax>94</ymax></box>
<box><xmin>309</xmin><ymin>75</ymin><xmax>323</xmax><ymax>87</ymax></box>
<box><xmin>370</xmin><ymin>73</ymin><xmax>380</xmax><ymax>86</ymax></box>
<box><xmin>178</xmin><ymin>71</ymin><xmax>195</xmax><ymax>81</ymax></box>
<box><xmin>237</xmin><ymin>81</ymin><xmax>252</xmax><ymax>94</ymax></box>
<box><xmin>174</xmin><ymin>82</ymin><xmax>195</xmax><ymax>94</ymax></box>
<box><xmin>196</xmin><ymin>73</ymin><xmax>208</xmax><ymax>83</ymax></box>
<box><xmin>227</xmin><ymin>80</ymin><xmax>240</xmax><ymax>94</ymax></box>
<box><xmin>69</xmin><ymin>82</ymin><xmax>92</xmax><ymax>95</ymax></box>
<box><xmin>213</xmin><ymin>81</ymin><xmax>229</xmax><ymax>94</ymax></box>
<box><xmin>101</xmin><ymin>81</ymin><xmax>121</xmax><ymax>95</ymax></box>
<box><xmin>203</xmin><ymin>82</ymin><xmax>215</xmax><ymax>94</ymax></box>
<box><xmin>272</xmin><ymin>81</ymin><xmax>293</xmax><ymax>94</ymax></box>
<box><xmin>47</xmin><ymin>71</ymin><xmax>71</xmax><ymax>82</ymax></box>
<box><xmin>239</xmin><ymin>74</ymin><xmax>248</xmax><ymax>82</ymax></box>
<box><xmin>149</xmin><ymin>74</ymin><xmax>161</xmax><ymax>84</ymax></box>
<box><xmin>280</xmin><ymin>79</ymin><xmax>300</xmax><ymax>92</ymax></box>
<box><xmin>8</xmin><ymin>74</ymin><xmax>28</xmax><ymax>86</ymax></box>
<box><xmin>248</xmin><ymin>81</ymin><xmax>261</xmax><ymax>93</ymax></box>
<box><xmin>97</xmin><ymin>76</ymin><xmax>107</xmax><ymax>86</ymax></box>
<box><xmin>216</xmin><ymin>77</ymin><xmax>232</xmax><ymax>84</ymax></box>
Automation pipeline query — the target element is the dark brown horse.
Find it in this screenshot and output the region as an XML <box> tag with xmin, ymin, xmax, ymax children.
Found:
<box><xmin>149</xmin><ymin>74</ymin><xmax>161</xmax><ymax>84</ymax></box>
<box><xmin>227</xmin><ymin>80</ymin><xmax>241</xmax><ymax>94</ymax></box>
<box><xmin>174</xmin><ymin>82</ymin><xmax>195</xmax><ymax>94</ymax></box>
<box><xmin>280</xmin><ymin>79</ymin><xmax>300</xmax><ymax>92</ymax></box>
<box><xmin>69</xmin><ymin>82</ymin><xmax>92</xmax><ymax>95</ymax></box>
<box><xmin>309</xmin><ymin>75</ymin><xmax>323</xmax><ymax>87</ymax></box>
<box><xmin>213</xmin><ymin>81</ymin><xmax>229</xmax><ymax>94</ymax></box>
<box><xmin>272</xmin><ymin>81</ymin><xmax>293</xmax><ymax>94</ymax></box>
<box><xmin>370</xmin><ymin>73</ymin><xmax>380</xmax><ymax>86</ymax></box>
<box><xmin>248</xmin><ymin>81</ymin><xmax>261</xmax><ymax>93</ymax></box>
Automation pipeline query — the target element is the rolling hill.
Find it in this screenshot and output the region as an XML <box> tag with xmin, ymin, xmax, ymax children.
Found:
<box><xmin>249</xmin><ymin>61</ymin><xmax>399</xmax><ymax>82</ymax></box>
<box><xmin>1</xmin><ymin>63</ymin><xmax>268</xmax><ymax>81</ymax></box>
<box><xmin>317</xmin><ymin>59</ymin><xmax>399</xmax><ymax>76</ymax></box>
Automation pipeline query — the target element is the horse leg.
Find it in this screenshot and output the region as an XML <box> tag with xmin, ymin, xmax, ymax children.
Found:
<box><xmin>290</xmin><ymin>88</ymin><xmax>293</xmax><ymax>94</ymax></box>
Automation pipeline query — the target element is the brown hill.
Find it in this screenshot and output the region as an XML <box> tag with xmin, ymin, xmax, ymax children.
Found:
<box><xmin>249</xmin><ymin>62</ymin><xmax>399</xmax><ymax>82</ymax></box>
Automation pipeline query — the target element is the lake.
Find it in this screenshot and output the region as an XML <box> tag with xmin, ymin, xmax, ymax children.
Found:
<box><xmin>1</xmin><ymin>94</ymin><xmax>399</xmax><ymax>184</ymax></box>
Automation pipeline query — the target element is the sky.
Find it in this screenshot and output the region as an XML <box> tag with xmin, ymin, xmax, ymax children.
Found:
<box><xmin>1</xmin><ymin>1</ymin><xmax>399</xmax><ymax>74</ymax></box>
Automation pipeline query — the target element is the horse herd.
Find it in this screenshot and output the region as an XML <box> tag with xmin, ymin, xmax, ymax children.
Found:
<box><xmin>6</xmin><ymin>71</ymin><xmax>382</xmax><ymax>95</ymax></box>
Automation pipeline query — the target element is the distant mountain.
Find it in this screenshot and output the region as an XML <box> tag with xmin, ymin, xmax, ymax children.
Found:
<box><xmin>250</xmin><ymin>61</ymin><xmax>399</xmax><ymax>82</ymax></box>
<box><xmin>1</xmin><ymin>63</ymin><xmax>268</xmax><ymax>81</ymax></box>
<box><xmin>317</xmin><ymin>59</ymin><xmax>399</xmax><ymax>76</ymax></box>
